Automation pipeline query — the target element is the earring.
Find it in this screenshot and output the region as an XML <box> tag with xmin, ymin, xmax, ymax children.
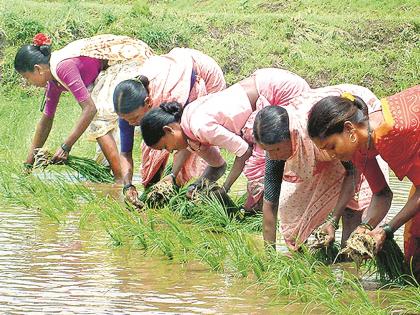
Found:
<box><xmin>349</xmin><ymin>133</ymin><xmax>357</xmax><ymax>143</ymax></box>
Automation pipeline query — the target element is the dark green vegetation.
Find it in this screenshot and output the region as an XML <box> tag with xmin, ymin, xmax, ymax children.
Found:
<box><xmin>1</xmin><ymin>0</ymin><xmax>419</xmax><ymax>313</ymax></box>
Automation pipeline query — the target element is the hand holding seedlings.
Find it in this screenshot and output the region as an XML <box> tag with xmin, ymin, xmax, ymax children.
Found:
<box><xmin>318</xmin><ymin>221</ymin><xmax>336</xmax><ymax>247</ymax></box>
<box><xmin>368</xmin><ymin>227</ymin><xmax>387</xmax><ymax>254</ymax></box>
<box><xmin>51</xmin><ymin>146</ymin><xmax>69</xmax><ymax>164</ymax></box>
<box><xmin>124</xmin><ymin>185</ymin><xmax>143</xmax><ymax>209</ymax></box>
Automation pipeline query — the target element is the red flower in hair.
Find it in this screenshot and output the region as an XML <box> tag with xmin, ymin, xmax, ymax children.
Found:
<box><xmin>33</xmin><ymin>33</ymin><xmax>52</xmax><ymax>46</ymax></box>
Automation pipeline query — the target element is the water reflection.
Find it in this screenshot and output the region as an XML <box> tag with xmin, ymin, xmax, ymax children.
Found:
<box><xmin>0</xmin><ymin>207</ymin><xmax>285</xmax><ymax>314</ymax></box>
<box><xmin>10</xmin><ymin>172</ymin><xmax>411</xmax><ymax>313</ymax></box>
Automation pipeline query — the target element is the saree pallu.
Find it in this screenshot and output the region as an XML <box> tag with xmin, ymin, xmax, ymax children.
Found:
<box><xmin>49</xmin><ymin>34</ymin><xmax>154</xmax><ymax>142</ymax></box>
<box><xmin>376</xmin><ymin>86</ymin><xmax>419</xmax><ymax>280</ymax></box>
<box><xmin>140</xmin><ymin>49</ymin><xmax>226</xmax><ymax>186</ymax></box>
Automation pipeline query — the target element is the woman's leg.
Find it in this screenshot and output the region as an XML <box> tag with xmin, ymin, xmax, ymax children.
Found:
<box><xmin>96</xmin><ymin>130</ymin><xmax>122</xmax><ymax>182</ymax></box>
<box><xmin>341</xmin><ymin>207</ymin><xmax>363</xmax><ymax>247</ymax></box>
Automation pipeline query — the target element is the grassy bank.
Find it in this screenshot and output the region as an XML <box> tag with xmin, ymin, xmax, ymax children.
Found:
<box><xmin>1</xmin><ymin>0</ymin><xmax>419</xmax><ymax>313</ymax></box>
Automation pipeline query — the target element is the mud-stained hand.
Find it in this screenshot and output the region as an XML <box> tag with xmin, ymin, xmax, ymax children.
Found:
<box><xmin>51</xmin><ymin>147</ymin><xmax>69</xmax><ymax>164</ymax></box>
<box><xmin>124</xmin><ymin>185</ymin><xmax>143</xmax><ymax>209</ymax></box>
<box><xmin>320</xmin><ymin>221</ymin><xmax>336</xmax><ymax>246</ymax></box>
<box><xmin>368</xmin><ymin>227</ymin><xmax>386</xmax><ymax>254</ymax></box>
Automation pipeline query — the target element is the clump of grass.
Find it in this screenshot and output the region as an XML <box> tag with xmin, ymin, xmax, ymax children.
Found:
<box><xmin>33</xmin><ymin>148</ymin><xmax>114</xmax><ymax>183</ymax></box>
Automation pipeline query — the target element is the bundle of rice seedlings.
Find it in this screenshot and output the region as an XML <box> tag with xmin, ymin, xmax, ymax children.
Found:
<box><xmin>307</xmin><ymin>227</ymin><xmax>340</xmax><ymax>265</ymax></box>
<box><xmin>191</xmin><ymin>181</ymin><xmax>239</xmax><ymax>217</ymax></box>
<box><xmin>339</xmin><ymin>233</ymin><xmax>375</xmax><ymax>267</ymax></box>
<box><xmin>340</xmin><ymin>233</ymin><xmax>413</xmax><ymax>285</ymax></box>
<box><xmin>144</xmin><ymin>180</ymin><xmax>176</xmax><ymax>208</ymax></box>
<box><xmin>375</xmin><ymin>239</ymin><xmax>414</xmax><ymax>285</ymax></box>
<box><xmin>33</xmin><ymin>148</ymin><xmax>114</xmax><ymax>183</ymax></box>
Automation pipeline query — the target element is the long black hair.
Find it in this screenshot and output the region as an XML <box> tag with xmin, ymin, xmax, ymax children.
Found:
<box><xmin>113</xmin><ymin>75</ymin><xmax>150</xmax><ymax>114</ymax></box>
<box><xmin>141</xmin><ymin>101</ymin><xmax>183</xmax><ymax>146</ymax></box>
<box><xmin>253</xmin><ymin>106</ymin><xmax>290</xmax><ymax>145</ymax></box>
<box><xmin>307</xmin><ymin>94</ymin><xmax>368</xmax><ymax>139</ymax></box>
<box><xmin>14</xmin><ymin>44</ymin><xmax>51</xmax><ymax>73</ymax></box>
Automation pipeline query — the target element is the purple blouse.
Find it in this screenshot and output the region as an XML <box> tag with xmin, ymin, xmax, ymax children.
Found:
<box><xmin>44</xmin><ymin>56</ymin><xmax>102</xmax><ymax>117</ymax></box>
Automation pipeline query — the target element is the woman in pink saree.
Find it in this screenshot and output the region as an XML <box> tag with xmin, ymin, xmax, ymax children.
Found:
<box><xmin>252</xmin><ymin>84</ymin><xmax>388</xmax><ymax>250</ymax></box>
<box><xmin>113</xmin><ymin>47</ymin><xmax>225</xmax><ymax>206</ymax></box>
<box><xmin>139</xmin><ymin>68</ymin><xmax>310</xmax><ymax>210</ymax></box>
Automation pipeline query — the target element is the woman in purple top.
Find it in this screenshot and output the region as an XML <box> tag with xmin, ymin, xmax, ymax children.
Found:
<box><xmin>14</xmin><ymin>33</ymin><xmax>153</xmax><ymax>181</ymax></box>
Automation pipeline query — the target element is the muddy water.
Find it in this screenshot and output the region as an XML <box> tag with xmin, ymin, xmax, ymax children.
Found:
<box><xmin>0</xmin><ymin>174</ymin><xmax>411</xmax><ymax>313</ymax></box>
<box><xmin>0</xmin><ymin>207</ymin><xmax>298</xmax><ymax>314</ymax></box>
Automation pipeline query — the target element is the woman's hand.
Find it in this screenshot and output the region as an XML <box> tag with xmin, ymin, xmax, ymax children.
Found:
<box><xmin>124</xmin><ymin>185</ymin><xmax>143</xmax><ymax>209</ymax></box>
<box><xmin>353</xmin><ymin>225</ymin><xmax>369</xmax><ymax>235</ymax></box>
<box><xmin>319</xmin><ymin>221</ymin><xmax>336</xmax><ymax>246</ymax></box>
<box><xmin>368</xmin><ymin>227</ymin><xmax>386</xmax><ymax>254</ymax></box>
<box><xmin>51</xmin><ymin>146</ymin><xmax>69</xmax><ymax>164</ymax></box>
<box><xmin>186</xmin><ymin>183</ymin><xmax>199</xmax><ymax>199</ymax></box>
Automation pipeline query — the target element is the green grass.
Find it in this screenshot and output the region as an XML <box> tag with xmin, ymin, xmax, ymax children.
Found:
<box><xmin>0</xmin><ymin>0</ymin><xmax>419</xmax><ymax>313</ymax></box>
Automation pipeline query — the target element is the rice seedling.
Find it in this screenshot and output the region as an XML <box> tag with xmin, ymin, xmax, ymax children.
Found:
<box><xmin>33</xmin><ymin>148</ymin><xmax>114</xmax><ymax>183</ymax></box>
<box><xmin>307</xmin><ymin>227</ymin><xmax>341</xmax><ymax>265</ymax></box>
<box><xmin>143</xmin><ymin>180</ymin><xmax>176</xmax><ymax>209</ymax></box>
<box><xmin>341</xmin><ymin>233</ymin><xmax>414</xmax><ymax>286</ymax></box>
<box><xmin>194</xmin><ymin>233</ymin><xmax>228</xmax><ymax>272</ymax></box>
<box><xmin>339</xmin><ymin>233</ymin><xmax>375</xmax><ymax>267</ymax></box>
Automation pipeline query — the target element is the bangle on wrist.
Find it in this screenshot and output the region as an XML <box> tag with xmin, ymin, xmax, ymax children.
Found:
<box><xmin>359</xmin><ymin>221</ymin><xmax>374</xmax><ymax>231</ymax></box>
<box><xmin>61</xmin><ymin>143</ymin><xmax>71</xmax><ymax>153</ymax></box>
<box><xmin>327</xmin><ymin>216</ymin><xmax>339</xmax><ymax>230</ymax></box>
<box><xmin>380</xmin><ymin>224</ymin><xmax>394</xmax><ymax>239</ymax></box>
<box><xmin>123</xmin><ymin>183</ymin><xmax>135</xmax><ymax>195</ymax></box>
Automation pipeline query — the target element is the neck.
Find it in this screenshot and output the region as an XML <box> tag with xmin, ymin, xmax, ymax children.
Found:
<box><xmin>181</xmin><ymin>130</ymin><xmax>189</xmax><ymax>149</ymax></box>
<box><xmin>358</xmin><ymin>122</ymin><xmax>373</xmax><ymax>151</ymax></box>
<box><xmin>45</xmin><ymin>68</ymin><xmax>54</xmax><ymax>81</ymax></box>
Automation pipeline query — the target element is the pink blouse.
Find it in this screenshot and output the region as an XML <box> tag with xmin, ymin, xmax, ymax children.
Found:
<box><xmin>44</xmin><ymin>56</ymin><xmax>102</xmax><ymax>117</ymax></box>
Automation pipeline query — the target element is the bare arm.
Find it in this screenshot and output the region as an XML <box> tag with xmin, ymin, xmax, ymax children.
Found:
<box><xmin>387</xmin><ymin>186</ymin><xmax>419</xmax><ymax>231</ymax></box>
<box><xmin>25</xmin><ymin>113</ymin><xmax>54</xmax><ymax>164</ymax></box>
<box><xmin>331</xmin><ymin>162</ymin><xmax>359</xmax><ymax>223</ymax></box>
<box><xmin>362</xmin><ymin>185</ymin><xmax>393</xmax><ymax>228</ymax></box>
<box><xmin>222</xmin><ymin>145</ymin><xmax>253</xmax><ymax>192</ymax></box>
<box><xmin>263</xmin><ymin>199</ymin><xmax>278</xmax><ymax>249</ymax></box>
<box><xmin>160</xmin><ymin>149</ymin><xmax>192</xmax><ymax>186</ymax></box>
<box><xmin>120</xmin><ymin>151</ymin><xmax>134</xmax><ymax>186</ymax></box>
<box><xmin>172</xmin><ymin>149</ymin><xmax>192</xmax><ymax>177</ymax></box>
<box><xmin>369</xmin><ymin>186</ymin><xmax>419</xmax><ymax>253</ymax></box>
<box><xmin>52</xmin><ymin>96</ymin><xmax>97</xmax><ymax>162</ymax></box>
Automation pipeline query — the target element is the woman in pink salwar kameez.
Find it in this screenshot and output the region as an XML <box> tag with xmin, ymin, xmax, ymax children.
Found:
<box><xmin>113</xmin><ymin>47</ymin><xmax>225</xmax><ymax>206</ymax></box>
<box><xmin>253</xmin><ymin>84</ymin><xmax>388</xmax><ymax>250</ymax></box>
<box><xmin>139</xmin><ymin>68</ymin><xmax>310</xmax><ymax>210</ymax></box>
